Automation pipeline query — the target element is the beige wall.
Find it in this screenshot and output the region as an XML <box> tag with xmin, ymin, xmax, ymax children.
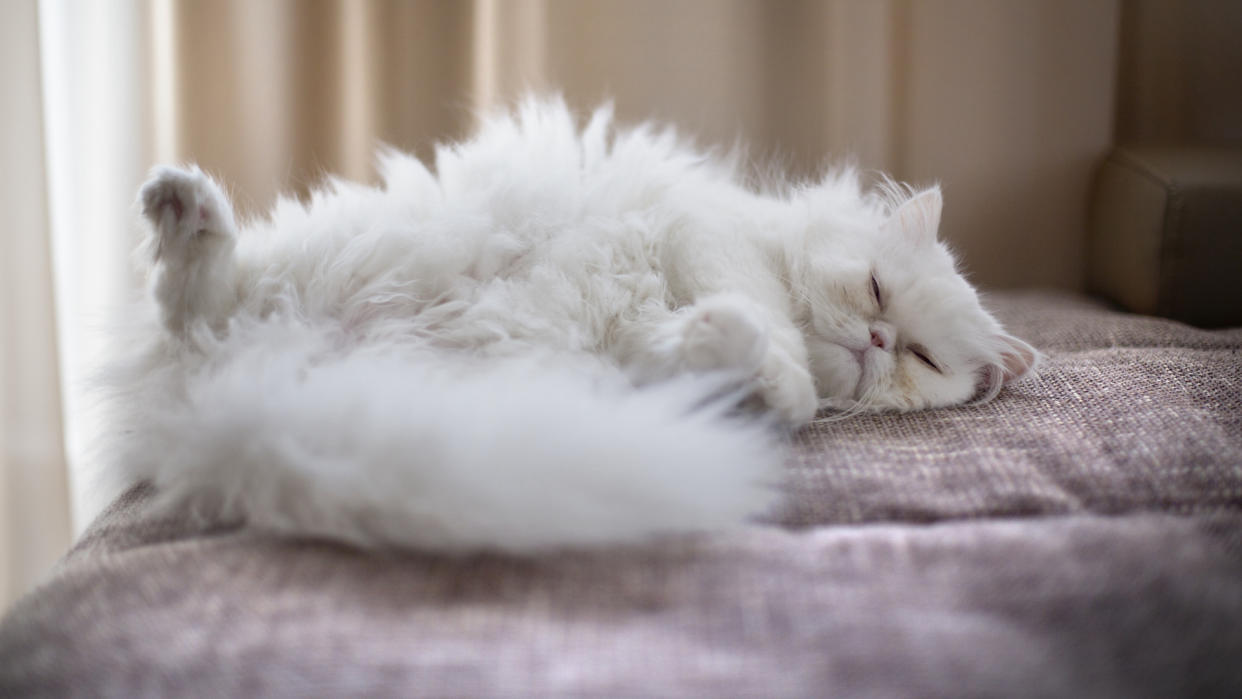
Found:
<box><xmin>899</xmin><ymin>1</ymin><xmax>1120</xmax><ymax>289</ymax></box>
<box><xmin>1118</xmin><ymin>0</ymin><xmax>1242</xmax><ymax>146</ymax></box>
<box><xmin>161</xmin><ymin>0</ymin><xmax>1119</xmax><ymax>290</ymax></box>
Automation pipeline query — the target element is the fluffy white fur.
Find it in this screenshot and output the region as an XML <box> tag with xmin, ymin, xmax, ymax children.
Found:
<box><xmin>98</xmin><ymin>99</ymin><xmax>1037</xmax><ymax>552</ymax></box>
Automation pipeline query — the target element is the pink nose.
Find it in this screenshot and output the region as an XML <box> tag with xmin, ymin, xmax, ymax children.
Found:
<box><xmin>870</xmin><ymin>329</ymin><xmax>889</xmax><ymax>350</ymax></box>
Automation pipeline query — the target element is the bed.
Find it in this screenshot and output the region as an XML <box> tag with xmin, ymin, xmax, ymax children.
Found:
<box><xmin>2</xmin><ymin>287</ymin><xmax>1240</xmax><ymax>697</ymax></box>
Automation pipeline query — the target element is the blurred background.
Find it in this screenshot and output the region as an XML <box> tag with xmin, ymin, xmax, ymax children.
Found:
<box><xmin>2</xmin><ymin>0</ymin><xmax>1239</xmax><ymax>610</ymax></box>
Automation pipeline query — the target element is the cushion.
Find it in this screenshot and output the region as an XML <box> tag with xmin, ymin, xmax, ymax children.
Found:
<box><xmin>2</xmin><ymin>290</ymin><xmax>1240</xmax><ymax>697</ymax></box>
<box><xmin>1088</xmin><ymin>146</ymin><xmax>1242</xmax><ymax>328</ymax></box>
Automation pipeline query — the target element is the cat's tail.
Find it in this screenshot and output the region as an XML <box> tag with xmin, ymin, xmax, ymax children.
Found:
<box><xmin>108</xmin><ymin>339</ymin><xmax>785</xmax><ymax>552</ymax></box>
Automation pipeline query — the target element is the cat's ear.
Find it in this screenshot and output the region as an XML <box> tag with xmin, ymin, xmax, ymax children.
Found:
<box><xmin>974</xmin><ymin>333</ymin><xmax>1039</xmax><ymax>403</ymax></box>
<box><xmin>996</xmin><ymin>333</ymin><xmax>1039</xmax><ymax>383</ymax></box>
<box><xmin>887</xmin><ymin>187</ymin><xmax>942</xmax><ymax>246</ymax></box>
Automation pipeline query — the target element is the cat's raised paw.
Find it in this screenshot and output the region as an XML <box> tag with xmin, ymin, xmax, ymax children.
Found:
<box><xmin>682</xmin><ymin>295</ymin><xmax>769</xmax><ymax>373</ymax></box>
<box><xmin>139</xmin><ymin>165</ymin><xmax>236</xmax><ymax>260</ymax></box>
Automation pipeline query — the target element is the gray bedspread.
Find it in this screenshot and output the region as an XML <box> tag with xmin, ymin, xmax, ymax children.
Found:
<box><xmin>3</xmin><ymin>290</ymin><xmax>1241</xmax><ymax>697</ymax></box>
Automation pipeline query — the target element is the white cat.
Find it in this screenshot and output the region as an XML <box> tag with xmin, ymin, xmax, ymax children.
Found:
<box><xmin>99</xmin><ymin>99</ymin><xmax>1037</xmax><ymax>551</ymax></box>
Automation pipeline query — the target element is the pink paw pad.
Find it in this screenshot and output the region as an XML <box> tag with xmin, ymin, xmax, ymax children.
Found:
<box><xmin>164</xmin><ymin>195</ymin><xmax>184</xmax><ymax>221</ymax></box>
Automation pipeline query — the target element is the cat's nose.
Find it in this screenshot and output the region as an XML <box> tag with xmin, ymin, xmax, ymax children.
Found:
<box><xmin>869</xmin><ymin>324</ymin><xmax>894</xmax><ymax>351</ymax></box>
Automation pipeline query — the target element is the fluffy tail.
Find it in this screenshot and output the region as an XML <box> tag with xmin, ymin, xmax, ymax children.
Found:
<box><xmin>114</xmin><ymin>344</ymin><xmax>784</xmax><ymax>552</ymax></box>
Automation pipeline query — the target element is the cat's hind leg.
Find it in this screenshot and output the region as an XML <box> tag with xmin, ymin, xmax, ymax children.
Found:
<box><xmin>139</xmin><ymin>165</ymin><xmax>238</xmax><ymax>335</ymax></box>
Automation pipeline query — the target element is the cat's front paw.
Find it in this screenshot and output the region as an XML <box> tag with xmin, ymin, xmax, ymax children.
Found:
<box><xmin>681</xmin><ymin>295</ymin><xmax>769</xmax><ymax>374</ymax></box>
<box><xmin>757</xmin><ymin>352</ymin><xmax>819</xmax><ymax>426</ymax></box>
<box><xmin>139</xmin><ymin>165</ymin><xmax>235</xmax><ymax>261</ymax></box>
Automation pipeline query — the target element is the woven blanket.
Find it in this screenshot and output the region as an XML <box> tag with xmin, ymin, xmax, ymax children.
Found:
<box><xmin>2</xmin><ymin>290</ymin><xmax>1240</xmax><ymax>697</ymax></box>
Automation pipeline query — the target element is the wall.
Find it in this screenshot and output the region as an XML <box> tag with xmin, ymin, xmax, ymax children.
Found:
<box><xmin>1117</xmin><ymin>0</ymin><xmax>1242</xmax><ymax>145</ymax></box>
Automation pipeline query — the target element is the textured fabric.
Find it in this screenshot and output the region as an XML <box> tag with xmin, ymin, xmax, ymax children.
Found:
<box><xmin>3</xmin><ymin>290</ymin><xmax>1242</xmax><ymax>697</ymax></box>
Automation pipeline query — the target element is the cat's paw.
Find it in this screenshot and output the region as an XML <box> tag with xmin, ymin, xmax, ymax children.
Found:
<box><xmin>139</xmin><ymin>165</ymin><xmax>235</xmax><ymax>261</ymax></box>
<box><xmin>681</xmin><ymin>295</ymin><xmax>769</xmax><ymax>374</ymax></box>
<box><xmin>139</xmin><ymin>166</ymin><xmax>239</xmax><ymax>334</ymax></box>
<box><xmin>757</xmin><ymin>353</ymin><xmax>819</xmax><ymax>425</ymax></box>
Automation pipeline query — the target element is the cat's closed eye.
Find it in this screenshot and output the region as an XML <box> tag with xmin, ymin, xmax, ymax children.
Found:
<box><xmin>870</xmin><ymin>273</ymin><xmax>882</xmax><ymax>308</ymax></box>
<box><xmin>907</xmin><ymin>344</ymin><xmax>941</xmax><ymax>373</ymax></box>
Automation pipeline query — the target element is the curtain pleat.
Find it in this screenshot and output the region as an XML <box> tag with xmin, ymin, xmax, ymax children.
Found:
<box><xmin>1</xmin><ymin>0</ymin><xmax>72</xmax><ymax>612</ymax></box>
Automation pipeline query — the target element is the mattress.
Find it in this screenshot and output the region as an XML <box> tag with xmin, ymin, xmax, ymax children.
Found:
<box><xmin>2</xmin><ymin>290</ymin><xmax>1240</xmax><ymax>697</ymax></box>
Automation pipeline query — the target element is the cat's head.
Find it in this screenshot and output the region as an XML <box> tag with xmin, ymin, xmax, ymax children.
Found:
<box><xmin>795</xmin><ymin>186</ymin><xmax>1038</xmax><ymax>412</ymax></box>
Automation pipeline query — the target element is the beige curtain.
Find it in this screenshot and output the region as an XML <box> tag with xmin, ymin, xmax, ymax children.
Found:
<box><xmin>164</xmin><ymin>0</ymin><xmax>1120</xmax><ymax>290</ymax></box>
<box><xmin>6</xmin><ymin>0</ymin><xmax>1131</xmax><ymax>611</ymax></box>
<box><xmin>1</xmin><ymin>0</ymin><xmax>72</xmax><ymax>611</ymax></box>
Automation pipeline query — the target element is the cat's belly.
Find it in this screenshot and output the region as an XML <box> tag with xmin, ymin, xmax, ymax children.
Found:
<box><xmin>233</xmin><ymin>211</ymin><xmax>669</xmax><ymax>359</ymax></box>
<box><xmin>248</xmin><ymin>259</ymin><xmax>665</xmax><ymax>363</ymax></box>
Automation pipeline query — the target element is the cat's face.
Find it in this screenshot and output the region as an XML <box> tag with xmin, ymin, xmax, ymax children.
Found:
<box><xmin>798</xmin><ymin>188</ymin><xmax>1036</xmax><ymax>412</ymax></box>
